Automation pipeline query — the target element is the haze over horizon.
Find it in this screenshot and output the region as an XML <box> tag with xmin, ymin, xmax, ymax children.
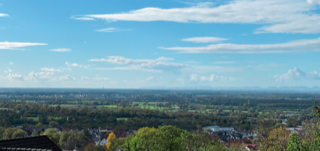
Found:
<box><xmin>1</xmin><ymin>0</ymin><xmax>320</xmax><ymax>88</ymax></box>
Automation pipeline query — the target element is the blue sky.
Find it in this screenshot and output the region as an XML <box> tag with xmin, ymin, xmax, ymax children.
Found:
<box><xmin>1</xmin><ymin>0</ymin><xmax>320</xmax><ymax>88</ymax></box>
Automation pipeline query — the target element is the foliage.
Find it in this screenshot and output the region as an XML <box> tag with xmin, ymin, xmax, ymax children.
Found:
<box><xmin>44</xmin><ymin>128</ymin><xmax>60</xmax><ymax>144</ymax></box>
<box><xmin>287</xmin><ymin>132</ymin><xmax>306</xmax><ymax>151</ymax></box>
<box><xmin>49</xmin><ymin>121</ymin><xmax>59</xmax><ymax>127</ymax></box>
<box><xmin>258</xmin><ymin>126</ymin><xmax>291</xmax><ymax>151</ymax></box>
<box><xmin>107</xmin><ymin>132</ymin><xmax>116</xmax><ymax>149</ymax></box>
<box><xmin>12</xmin><ymin>129</ymin><xmax>27</xmax><ymax>138</ymax></box>
<box><xmin>35</xmin><ymin>122</ymin><xmax>43</xmax><ymax>128</ymax></box>
<box><xmin>31</xmin><ymin>131</ymin><xmax>39</xmax><ymax>136</ymax></box>
<box><xmin>84</xmin><ymin>143</ymin><xmax>106</xmax><ymax>151</ymax></box>
<box><xmin>2</xmin><ymin>128</ymin><xmax>20</xmax><ymax>139</ymax></box>
<box><xmin>0</xmin><ymin>126</ymin><xmax>5</xmax><ymax>139</ymax></box>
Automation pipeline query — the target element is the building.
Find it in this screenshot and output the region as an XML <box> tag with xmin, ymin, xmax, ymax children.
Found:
<box><xmin>0</xmin><ymin>136</ymin><xmax>61</xmax><ymax>151</ymax></box>
<box><xmin>203</xmin><ymin>126</ymin><xmax>234</xmax><ymax>133</ymax></box>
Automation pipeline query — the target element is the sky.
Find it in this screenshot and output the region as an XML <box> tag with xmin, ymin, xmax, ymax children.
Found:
<box><xmin>1</xmin><ymin>0</ymin><xmax>320</xmax><ymax>89</ymax></box>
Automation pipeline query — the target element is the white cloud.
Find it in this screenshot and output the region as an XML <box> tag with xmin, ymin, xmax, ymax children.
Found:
<box><xmin>307</xmin><ymin>0</ymin><xmax>320</xmax><ymax>5</ymax></box>
<box><xmin>161</xmin><ymin>38</ymin><xmax>320</xmax><ymax>53</ymax></box>
<box><xmin>190</xmin><ymin>74</ymin><xmax>198</xmax><ymax>81</ymax></box>
<box><xmin>90</xmin><ymin>56</ymin><xmax>187</xmax><ymax>73</ymax></box>
<box><xmin>9</xmin><ymin>62</ymin><xmax>14</xmax><ymax>65</ymax></box>
<box><xmin>59</xmin><ymin>75</ymin><xmax>75</xmax><ymax>81</ymax></box>
<box><xmin>0</xmin><ymin>42</ymin><xmax>47</xmax><ymax>50</ymax></box>
<box><xmin>1</xmin><ymin>73</ymin><xmax>23</xmax><ymax>81</ymax></box>
<box><xmin>275</xmin><ymin>67</ymin><xmax>320</xmax><ymax>82</ymax></box>
<box><xmin>81</xmin><ymin>76</ymin><xmax>109</xmax><ymax>81</ymax></box>
<box><xmin>4</xmin><ymin>68</ymin><xmax>12</xmax><ymax>73</ymax></box>
<box><xmin>190</xmin><ymin>74</ymin><xmax>236</xmax><ymax>82</ymax></box>
<box><xmin>95</xmin><ymin>28</ymin><xmax>131</xmax><ymax>32</ymax></box>
<box><xmin>146</xmin><ymin>76</ymin><xmax>154</xmax><ymax>81</ymax></box>
<box><xmin>65</xmin><ymin>62</ymin><xmax>90</xmax><ymax>68</ymax></box>
<box><xmin>51</xmin><ymin>48</ymin><xmax>71</xmax><ymax>52</ymax></box>
<box><xmin>182</xmin><ymin>37</ymin><xmax>227</xmax><ymax>43</ymax></box>
<box><xmin>40</xmin><ymin>67</ymin><xmax>63</xmax><ymax>72</ymax></box>
<box><xmin>0</xmin><ymin>13</ymin><xmax>9</xmax><ymax>17</ymax></box>
<box><xmin>25</xmin><ymin>72</ymin><xmax>55</xmax><ymax>81</ymax></box>
<box><xmin>307</xmin><ymin>71</ymin><xmax>320</xmax><ymax>80</ymax></box>
<box><xmin>74</xmin><ymin>0</ymin><xmax>320</xmax><ymax>34</ymax></box>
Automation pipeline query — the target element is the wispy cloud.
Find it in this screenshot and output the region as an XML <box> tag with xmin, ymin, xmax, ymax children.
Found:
<box><xmin>160</xmin><ymin>38</ymin><xmax>320</xmax><ymax>53</ymax></box>
<box><xmin>90</xmin><ymin>56</ymin><xmax>187</xmax><ymax>73</ymax></box>
<box><xmin>40</xmin><ymin>67</ymin><xmax>63</xmax><ymax>72</ymax></box>
<box><xmin>182</xmin><ymin>37</ymin><xmax>227</xmax><ymax>43</ymax></box>
<box><xmin>0</xmin><ymin>42</ymin><xmax>47</xmax><ymax>50</ymax></box>
<box><xmin>65</xmin><ymin>62</ymin><xmax>90</xmax><ymax>68</ymax></box>
<box><xmin>190</xmin><ymin>74</ymin><xmax>236</xmax><ymax>82</ymax></box>
<box><xmin>4</xmin><ymin>68</ymin><xmax>12</xmax><ymax>73</ymax></box>
<box><xmin>95</xmin><ymin>28</ymin><xmax>131</xmax><ymax>32</ymax></box>
<box><xmin>307</xmin><ymin>0</ymin><xmax>320</xmax><ymax>5</ymax></box>
<box><xmin>9</xmin><ymin>62</ymin><xmax>14</xmax><ymax>65</ymax></box>
<box><xmin>51</xmin><ymin>48</ymin><xmax>71</xmax><ymax>52</ymax></box>
<box><xmin>0</xmin><ymin>13</ymin><xmax>9</xmax><ymax>17</ymax></box>
<box><xmin>73</xmin><ymin>0</ymin><xmax>320</xmax><ymax>34</ymax></box>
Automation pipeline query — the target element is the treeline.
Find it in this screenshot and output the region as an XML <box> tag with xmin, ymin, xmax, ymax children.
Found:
<box><xmin>0</xmin><ymin>102</ymin><xmax>280</xmax><ymax>131</ymax></box>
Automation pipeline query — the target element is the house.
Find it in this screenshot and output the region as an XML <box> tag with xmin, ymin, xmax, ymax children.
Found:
<box><xmin>0</xmin><ymin>136</ymin><xmax>62</xmax><ymax>151</ymax></box>
<box><xmin>55</xmin><ymin>127</ymin><xmax>64</xmax><ymax>133</ymax></box>
<box><xmin>98</xmin><ymin>138</ymin><xmax>108</xmax><ymax>146</ymax></box>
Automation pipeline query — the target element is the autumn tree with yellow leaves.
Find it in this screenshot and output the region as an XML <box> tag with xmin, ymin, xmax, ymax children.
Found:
<box><xmin>259</xmin><ymin>126</ymin><xmax>291</xmax><ymax>151</ymax></box>
<box><xmin>106</xmin><ymin>132</ymin><xmax>116</xmax><ymax>149</ymax></box>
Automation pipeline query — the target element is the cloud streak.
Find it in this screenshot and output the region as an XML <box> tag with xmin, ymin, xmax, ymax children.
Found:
<box><xmin>0</xmin><ymin>42</ymin><xmax>47</xmax><ymax>50</ymax></box>
<box><xmin>73</xmin><ymin>0</ymin><xmax>320</xmax><ymax>34</ymax></box>
<box><xmin>90</xmin><ymin>56</ymin><xmax>188</xmax><ymax>73</ymax></box>
<box><xmin>65</xmin><ymin>62</ymin><xmax>90</xmax><ymax>68</ymax></box>
<box><xmin>51</xmin><ymin>48</ymin><xmax>71</xmax><ymax>52</ymax></box>
<box><xmin>0</xmin><ymin>13</ymin><xmax>9</xmax><ymax>17</ymax></box>
<box><xmin>161</xmin><ymin>38</ymin><xmax>320</xmax><ymax>53</ymax></box>
<box><xmin>182</xmin><ymin>37</ymin><xmax>228</xmax><ymax>43</ymax></box>
<box><xmin>95</xmin><ymin>28</ymin><xmax>131</xmax><ymax>32</ymax></box>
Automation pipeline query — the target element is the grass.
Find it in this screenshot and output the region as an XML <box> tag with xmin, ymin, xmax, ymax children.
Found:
<box><xmin>117</xmin><ymin>118</ymin><xmax>129</xmax><ymax>121</ymax></box>
<box><xmin>20</xmin><ymin>116</ymin><xmax>39</xmax><ymax>121</ymax></box>
<box><xmin>98</xmin><ymin>105</ymin><xmax>118</xmax><ymax>108</ymax></box>
<box><xmin>48</xmin><ymin>116</ymin><xmax>62</xmax><ymax>120</ymax></box>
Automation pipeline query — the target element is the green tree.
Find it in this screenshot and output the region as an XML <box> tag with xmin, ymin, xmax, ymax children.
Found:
<box><xmin>0</xmin><ymin>126</ymin><xmax>5</xmax><ymax>139</ymax></box>
<box><xmin>44</xmin><ymin>128</ymin><xmax>60</xmax><ymax>144</ymax></box>
<box><xmin>49</xmin><ymin>121</ymin><xmax>59</xmax><ymax>127</ymax></box>
<box><xmin>35</xmin><ymin>122</ymin><xmax>43</xmax><ymax>128</ymax></box>
<box><xmin>287</xmin><ymin>132</ymin><xmax>306</xmax><ymax>151</ymax></box>
<box><xmin>31</xmin><ymin>131</ymin><xmax>39</xmax><ymax>136</ymax></box>
<box><xmin>12</xmin><ymin>129</ymin><xmax>27</xmax><ymax>138</ymax></box>
<box><xmin>2</xmin><ymin>128</ymin><xmax>20</xmax><ymax>139</ymax></box>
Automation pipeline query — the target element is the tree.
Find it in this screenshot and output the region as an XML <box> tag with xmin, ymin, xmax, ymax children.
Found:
<box><xmin>35</xmin><ymin>122</ymin><xmax>43</xmax><ymax>128</ymax></box>
<box><xmin>107</xmin><ymin>132</ymin><xmax>116</xmax><ymax>149</ymax></box>
<box><xmin>12</xmin><ymin>129</ymin><xmax>27</xmax><ymax>138</ymax></box>
<box><xmin>0</xmin><ymin>126</ymin><xmax>5</xmax><ymax>139</ymax></box>
<box><xmin>287</xmin><ymin>132</ymin><xmax>306</xmax><ymax>151</ymax></box>
<box><xmin>259</xmin><ymin>126</ymin><xmax>291</xmax><ymax>151</ymax></box>
<box><xmin>49</xmin><ymin>121</ymin><xmax>59</xmax><ymax>127</ymax></box>
<box><xmin>2</xmin><ymin>128</ymin><xmax>20</xmax><ymax>139</ymax></box>
<box><xmin>113</xmin><ymin>125</ymin><xmax>125</xmax><ymax>135</ymax></box>
<box><xmin>44</xmin><ymin>128</ymin><xmax>60</xmax><ymax>144</ymax></box>
<box><xmin>31</xmin><ymin>131</ymin><xmax>39</xmax><ymax>136</ymax></box>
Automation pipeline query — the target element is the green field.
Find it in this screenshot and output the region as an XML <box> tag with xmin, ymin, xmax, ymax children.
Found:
<box><xmin>20</xmin><ymin>116</ymin><xmax>39</xmax><ymax>121</ymax></box>
<box><xmin>48</xmin><ymin>116</ymin><xmax>62</xmax><ymax>120</ymax></box>
<box><xmin>117</xmin><ymin>118</ymin><xmax>129</xmax><ymax>121</ymax></box>
<box><xmin>98</xmin><ymin>105</ymin><xmax>118</xmax><ymax>108</ymax></box>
